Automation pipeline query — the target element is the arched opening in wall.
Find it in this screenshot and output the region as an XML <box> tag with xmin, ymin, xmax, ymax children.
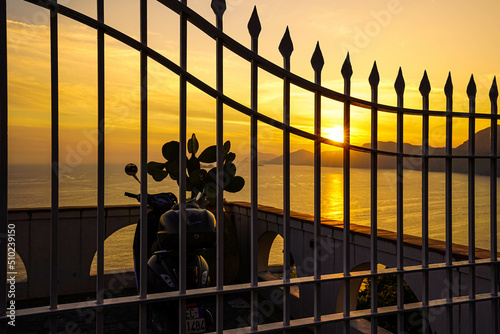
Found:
<box><xmin>257</xmin><ymin>232</ymin><xmax>296</xmax><ymax>280</ymax></box>
<box><xmin>257</xmin><ymin>232</ymin><xmax>300</xmax><ymax>299</ymax></box>
<box><xmin>267</xmin><ymin>234</ymin><xmax>297</xmax><ymax>279</ymax></box>
<box><xmin>7</xmin><ymin>252</ymin><xmax>27</xmax><ymax>283</ymax></box>
<box><xmin>90</xmin><ymin>225</ymin><xmax>135</xmax><ymax>276</ymax></box>
<box><xmin>336</xmin><ymin>263</ymin><xmax>433</xmax><ymax>334</ymax></box>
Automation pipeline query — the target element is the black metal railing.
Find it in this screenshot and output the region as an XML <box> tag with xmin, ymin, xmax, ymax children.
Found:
<box><xmin>2</xmin><ymin>0</ymin><xmax>499</xmax><ymax>333</ymax></box>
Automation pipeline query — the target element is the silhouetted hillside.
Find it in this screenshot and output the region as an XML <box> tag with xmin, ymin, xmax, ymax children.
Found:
<box><xmin>452</xmin><ymin>125</ymin><xmax>500</xmax><ymax>175</ymax></box>
<box><xmin>261</xmin><ymin>126</ymin><xmax>500</xmax><ymax>176</ymax></box>
<box><xmin>263</xmin><ymin>149</ymin><xmax>313</xmax><ymax>165</ymax></box>
<box><xmin>240</xmin><ymin>152</ymin><xmax>279</xmax><ymax>164</ymax></box>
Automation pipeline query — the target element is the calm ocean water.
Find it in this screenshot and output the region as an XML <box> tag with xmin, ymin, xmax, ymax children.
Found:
<box><xmin>8</xmin><ymin>163</ymin><xmax>500</xmax><ymax>276</ymax></box>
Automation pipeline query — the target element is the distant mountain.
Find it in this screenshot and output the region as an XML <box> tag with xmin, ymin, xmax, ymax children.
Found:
<box><xmin>263</xmin><ymin>149</ymin><xmax>313</xmax><ymax>166</ymax></box>
<box><xmin>240</xmin><ymin>152</ymin><xmax>279</xmax><ymax>164</ymax></box>
<box><xmin>261</xmin><ymin>126</ymin><xmax>500</xmax><ymax>176</ymax></box>
<box><xmin>451</xmin><ymin>125</ymin><xmax>500</xmax><ymax>175</ymax></box>
<box><xmin>400</xmin><ymin>125</ymin><xmax>500</xmax><ymax>175</ymax></box>
<box><xmin>455</xmin><ymin>125</ymin><xmax>499</xmax><ymax>154</ymax></box>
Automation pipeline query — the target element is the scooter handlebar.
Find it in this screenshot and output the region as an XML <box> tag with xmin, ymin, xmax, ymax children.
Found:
<box><xmin>124</xmin><ymin>192</ymin><xmax>139</xmax><ymax>200</ymax></box>
<box><xmin>124</xmin><ymin>192</ymin><xmax>177</xmax><ymax>212</ymax></box>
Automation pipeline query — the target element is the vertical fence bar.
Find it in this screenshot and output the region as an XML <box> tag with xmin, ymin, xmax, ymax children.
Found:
<box><xmin>178</xmin><ymin>1</ymin><xmax>188</xmax><ymax>333</ymax></box>
<box><xmin>419</xmin><ymin>71</ymin><xmax>431</xmax><ymax>334</ymax></box>
<box><xmin>489</xmin><ymin>77</ymin><xmax>499</xmax><ymax>334</ymax></box>
<box><xmin>341</xmin><ymin>53</ymin><xmax>353</xmax><ymax>334</ymax></box>
<box><xmin>0</xmin><ymin>0</ymin><xmax>8</xmax><ymax>328</ymax></box>
<box><xmin>444</xmin><ymin>73</ymin><xmax>454</xmax><ymax>334</ymax></box>
<box><xmin>248</xmin><ymin>6</ymin><xmax>261</xmax><ymax>332</ymax></box>
<box><xmin>96</xmin><ymin>0</ymin><xmax>105</xmax><ymax>332</ymax></box>
<box><xmin>369</xmin><ymin>62</ymin><xmax>379</xmax><ymax>334</ymax></box>
<box><xmin>48</xmin><ymin>4</ymin><xmax>60</xmax><ymax>332</ymax></box>
<box><xmin>282</xmin><ymin>33</ymin><xmax>292</xmax><ymax>332</ymax></box>
<box><xmin>394</xmin><ymin>68</ymin><xmax>405</xmax><ymax>334</ymax></box>
<box><xmin>49</xmin><ymin>1</ymin><xmax>60</xmax><ymax>313</ymax></box>
<box><xmin>279</xmin><ymin>27</ymin><xmax>294</xmax><ymax>331</ymax></box>
<box><xmin>139</xmin><ymin>0</ymin><xmax>148</xmax><ymax>332</ymax></box>
<box><xmin>211</xmin><ymin>1</ymin><xmax>226</xmax><ymax>332</ymax></box>
<box><xmin>466</xmin><ymin>75</ymin><xmax>477</xmax><ymax>334</ymax></box>
<box><xmin>311</xmin><ymin>42</ymin><xmax>324</xmax><ymax>332</ymax></box>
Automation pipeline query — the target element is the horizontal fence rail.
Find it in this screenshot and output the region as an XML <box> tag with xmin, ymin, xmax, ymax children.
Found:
<box><xmin>3</xmin><ymin>0</ymin><xmax>500</xmax><ymax>333</ymax></box>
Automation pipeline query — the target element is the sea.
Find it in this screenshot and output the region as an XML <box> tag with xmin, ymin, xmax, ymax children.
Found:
<box><xmin>7</xmin><ymin>163</ymin><xmax>500</xmax><ymax>278</ymax></box>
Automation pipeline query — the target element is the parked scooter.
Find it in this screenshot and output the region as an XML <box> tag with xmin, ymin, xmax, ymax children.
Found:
<box><xmin>124</xmin><ymin>163</ymin><xmax>215</xmax><ymax>333</ymax></box>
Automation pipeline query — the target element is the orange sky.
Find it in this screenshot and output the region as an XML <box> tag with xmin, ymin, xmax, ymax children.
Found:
<box><xmin>6</xmin><ymin>0</ymin><xmax>500</xmax><ymax>165</ymax></box>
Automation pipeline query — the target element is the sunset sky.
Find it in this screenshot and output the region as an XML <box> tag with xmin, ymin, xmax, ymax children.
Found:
<box><xmin>6</xmin><ymin>0</ymin><xmax>500</xmax><ymax>166</ymax></box>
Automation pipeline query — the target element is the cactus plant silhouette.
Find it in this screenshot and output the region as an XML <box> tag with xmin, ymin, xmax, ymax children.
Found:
<box><xmin>147</xmin><ymin>133</ymin><xmax>245</xmax><ymax>203</ymax></box>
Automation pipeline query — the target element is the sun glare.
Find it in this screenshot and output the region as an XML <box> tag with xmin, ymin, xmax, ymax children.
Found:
<box><xmin>324</xmin><ymin>126</ymin><xmax>344</xmax><ymax>143</ymax></box>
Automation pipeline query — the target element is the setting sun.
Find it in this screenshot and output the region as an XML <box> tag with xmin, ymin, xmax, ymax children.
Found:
<box><xmin>324</xmin><ymin>126</ymin><xmax>344</xmax><ymax>143</ymax></box>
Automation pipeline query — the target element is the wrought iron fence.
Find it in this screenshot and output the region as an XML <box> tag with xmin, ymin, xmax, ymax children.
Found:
<box><xmin>1</xmin><ymin>0</ymin><xmax>499</xmax><ymax>333</ymax></box>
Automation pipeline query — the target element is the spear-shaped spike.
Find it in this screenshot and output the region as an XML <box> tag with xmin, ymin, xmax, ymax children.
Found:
<box><xmin>394</xmin><ymin>67</ymin><xmax>405</xmax><ymax>95</ymax></box>
<box><xmin>247</xmin><ymin>6</ymin><xmax>261</xmax><ymax>39</ymax></box>
<box><xmin>419</xmin><ymin>70</ymin><xmax>431</xmax><ymax>96</ymax></box>
<box><xmin>369</xmin><ymin>61</ymin><xmax>380</xmax><ymax>87</ymax></box>
<box><xmin>279</xmin><ymin>27</ymin><xmax>293</xmax><ymax>59</ymax></box>
<box><xmin>341</xmin><ymin>52</ymin><xmax>353</xmax><ymax>79</ymax></box>
<box><xmin>211</xmin><ymin>0</ymin><xmax>226</xmax><ymax>19</ymax></box>
<box><xmin>467</xmin><ymin>74</ymin><xmax>476</xmax><ymax>98</ymax></box>
<box><xmin>489</xmin><ymin>76</ymin><xmax>498</xmax><ymax>102</ymax></box>
<box><xmin>310</xmin><ymin>42</ymin><xmax>324</xmax><ymax>73</ymax></box>
<box><xmin>444</xmin><ymin>72</ymin><xmax>453</xmax><ymax>98</ymax></box>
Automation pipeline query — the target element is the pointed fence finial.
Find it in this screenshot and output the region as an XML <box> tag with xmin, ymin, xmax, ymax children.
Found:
<box><xmin>311</xmin><ymin>42</ymin><xmax>324</xmax><ymax>73</ymax></box>
<box><xmin>490</xmin><ymin>76</ymin><xmax>498</xmax><ymax>102</ymax></box>
<box><xmin>444</xmin><ymin>72</ymin><xmax>453</xmax><ymax>98</ymax></box>
<box><xmin>248</xmin><ymin>6</ymin><xmax>261</xmax><ymax>39</ymax></box>
<box><xmin>369</xmin><ymin>61</ymin><xmax>380</xmax><ymax>87</ymax></box>
<box><xmin>279</xmin><ymin>27</ymin><xmax>293</xmax><ymax>59</ymax></box>
<box><xmin>211</xmin><ymin>0</ymin><xmax>226</xmax><ymax>19</ymax></box>
<box><xmin>419</xmin><ymin>70</ymin><xmax>431</xmax><ymax>96</ymax></box>
<box><xmin>467</xmin><ymin>74</ymin><xmax>476</xmax><ymax>98</ymax></box>
<box><xmin>341</xmin><ymin>53</ymin><xmax>353</xmax><ymax>79</ymax></box>
<box><xmin>394</xmin><ymin>67</ymin><xmax>405</xmax><ymax>95</ymax></box>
